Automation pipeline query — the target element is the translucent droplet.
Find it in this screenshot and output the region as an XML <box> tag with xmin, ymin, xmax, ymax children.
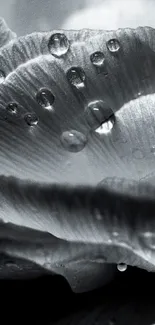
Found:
<box><xmin>85</xmin><ymin>100</ymin><xmax>113</xmax><ymax>129</ymax></box>
<box><xmin>0</xmin><ymin>70</ymin><xmax>5</xmax><ymax>83</ymax></box>
<box><xmin>139</xmin><ymin>232</ymin><xmax>155</xmax><ymax>250</ymax></box>
<box><xmin>48</xmin><ymin>33</ymin><xmax>70</xmax><ymax>58</ymax></box>
<box><xmin>6</xmin><ymin>102</ymin><xmax>18</xmax><ymax>114</ymax></box>
<box><xmin>132</xmin><ymin>148</ymin><xmax>144</xmax><ymax>159</ymax></box>
<box><xmin>117</xmin><ymin>263</ymin><xmax>127</xmax><ymax>272</ymax></box>
<box><xmin>90</xmin><ymin>51</ymin><xmax>105</xmax><ymax>67</ymax></box>
<box><xmin>66</xmin><ymin>67</ymin><xmax>86</xmax><ymax>89</ymax></box>
<box><xmin>60</xmin><ymin>130</ymin><xmax>87</xmax><ymax>152</ymax></box>
<box><xmin>36</xmin><ymin>88</ymin><xmax>55</xmax><ymax>110</ymax></box>
<box><xmin>24</xmin><ymin>112</ymin><xmax>39</xmax><ymax>126</ymax></box>
<box><xmin>95</xmin><ymin>117</ymin><xmax>114</xmax><ymax>134</ymax></box>
<box><xmin>107</xmin><ymin>39</ymin><xmax>120</xmax><ymax>53</ymax></box>
<box><xmin>151</xmin><ymin>146</ymin><xmax>155</xmax><ymax>154</ymax></box>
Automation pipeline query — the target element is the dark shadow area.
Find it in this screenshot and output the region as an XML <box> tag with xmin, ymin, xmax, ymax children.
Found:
<box><xmin>1</xmin><ymin>266</ymin><xmax>155</xmax><ymax>324</ymax></box>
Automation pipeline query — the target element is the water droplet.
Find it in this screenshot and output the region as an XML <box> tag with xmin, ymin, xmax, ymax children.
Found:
<box><xmin>151</xmin><ymin>146</ymin><xmax>155</xmax><ymax>154</ymax></box>
<box><xmin>66</xmin><ymin>67</ymin><xmax>86</xmax><ymax>89</ymax></box>
<box><xmin>60</xmin><ymin>130</ymin><xmax>87</xmax><ymax>152</ymax></box>
<box><xmin>0</xmin><ymin>70</ymin><xmax>5</xmax><ymax>83</ymax></box>
<box><xmin>48</xmin><ymin>33</ymin><xmax>70</xmax><ymax>58</ymax></box>
<box><xmin>95</xmin><ymin>117</ymin><xmax>114</xmax><ymax>134</ymax></box>
<box><xmin>117</xmin><ymin>263</ymin><xmax>127</xmax><ymax>272</ymax></box>
<box><xmin>36</xmin><ymin>88</ymin><xmax>55</xmax><ymax>110</ymax></box>
<box><xmin>132</xmin><ymin>148</ymin><xmax>144</xmax><ymax>159</ymax></box>
<box><xmin>24</xmin><ymin>112</ymin><xmax>39</xmax><ymax>126</ymax></box>
<box><xmin>90</xmin><ymin>51</ymin><xmax>105</xmax><ymax>67</ymax></box>
<box><xmin>107</xmin><ymin>39</ymin><xmax>120</xmax><ymax>53</ymax></box>
<box><xmin>139</xmin><ymin>232</ymin><xmax>155</xmax><ymax>250</ymax></box>
<box><xmin>6</xmin><ymin>102</ymin><xmax>18</xmax><ymax>114</ymax></box>
<box><xmin>85</xmin><ymin>100</ymin><xmax>113</xmax><ymax>129</ymax></box>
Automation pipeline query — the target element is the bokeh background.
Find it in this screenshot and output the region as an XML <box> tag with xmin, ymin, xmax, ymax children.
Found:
<box><xmin>1</xmin><ymin>0</ymin><xmax>155</xmax><ymax>36</ymax></box>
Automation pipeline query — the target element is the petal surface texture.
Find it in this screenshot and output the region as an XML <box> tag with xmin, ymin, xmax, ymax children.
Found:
<box><xmin>1</xmin><ymin>20</ymin><xmax>155</xmax><ymax>292</ymax></box>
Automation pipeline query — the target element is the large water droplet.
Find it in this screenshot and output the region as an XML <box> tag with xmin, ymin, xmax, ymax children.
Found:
<box><xmin>48</xmin><ymin>33</ymin><xmax>70</xmax><ymax>58</ymax></box>
<box><xmin>0</xmin><ymin>70</ymin><xmax>5</xmax><ymax>83</ymax></box>
<box><xmin>90</xmin><ymin>51</ymin><xmax>105</xmax><ymax>67</ymax></box>
<box><xmin>85</xmin><ymin>100</ymin><xmax>113</xmax><ymax>129</ymax></box>
<box><xmin>107</xmin><ymin>39</ymin><xmax>120</xmax><ymax>53</ymax></box>
<box><xmin>139</xmin><ymin>232</ymin><xmax>155</xmax><ymax>250</ymax></box>
<box><xmin>24</xmin><ymin>112</ymin><xmax>39</xmax><ymax>126</ymax></box>
<box><xmin>95</xmin><ymin>117</ymin><xmax>114</xmax><ymax>134</ymax></box>
<box><xmin>60</xmin><ymin>130</ymin><xmax>87</xmax><ymax>152</ymax></box>
<box><xmin>66</xmin><ymin>67</ymin><xmax>86</xmax><ymax>89</ymax></box>
<box><xmin>6</xmin><ymin>102</ymin><xmax>18</xmax><ymax>114</ymax></box>
<box><xmin>36</xmin><ymin>88</ymin><xmax>55</xmax><ymax>110</ymax></box>
<box><xmin>117</xmin><ymin>263</ymin><xmax>127</xmax><ymax>272</ymax></box>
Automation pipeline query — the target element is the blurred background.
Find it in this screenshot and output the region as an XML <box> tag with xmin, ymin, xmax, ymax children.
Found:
<box><xmin>1</xmin><ymin>0</ymin><xmax>155</xmax><ymax>36</ymax></box>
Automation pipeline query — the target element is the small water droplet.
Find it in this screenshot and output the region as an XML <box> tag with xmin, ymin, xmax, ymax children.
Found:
<box><xmin>36</xmin><ymin>88</ymin><xmax>55</xmax><ymax>110</ymax></box>
<box><xmin>107</xmin><ymin>39</ymin><xmax>120</xmax><ymax>53</ymax></box>
<box><xmin>48</xmin><ymin>33</ymin><xmax>70</xmax><ymax>58</ymax></box>
<box><xmin>0</xmin><ymin>70</ymin><xmax>5</xmax><ymax>83</ymax></box>
<box><xmin>95</xmin><ymin>117</ymin><xmax>114</xmax><ymax>134</ymax></box>
<box><xmin>132</xmin><ymin>148</ymin><xmax>144</xmax><ymax>159</ymax></box>
<box><xmin>24</xmin><ymin>112</ymin><xmax>39</xmax><ymax>126</ymax></box>
<box><xmin>85</xmin><ymin>100</ymin><xmax>113</xmax><ymax>129</ymax></box>
<box><xmin>6</xmin><ymin>102</ymin><xmax>18</xmax><ymax>114</ymax></box>
<box><xmin>60</xmin><ymin>130</ymin><xmax>87</xmax><ymax>152</ymax></box>
<box><xmin>151</xmin><ymin>146</ymin><xmax>155</xmax><ymax>154</ymax></box>
<box><xmin>139</xmin><ymin>232</ymin><xmax>155</xmax><ymax>250</ymax></box>
<box><xmin>117</xmin><ymin>263</ymin><xmax>127</xmax><ymax>272</ymax></box>
<box><xmin>66</xmin><ymin>67</ymin><xmax>86</xmax><ymax>89</ymax></box>
<box><xmin>90</xmin><ymin>51</ymin><xmax>105</xmax><ymax>67</ymax></box>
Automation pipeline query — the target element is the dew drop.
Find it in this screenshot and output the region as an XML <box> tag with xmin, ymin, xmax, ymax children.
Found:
<box><xmin>66</xmin><ymin>67</ymin><xmax>86</xmax><ymax>89</ymax></box>
<box><xmin>107</xmin><ymin>38</ymin><xmax>120</xmax><ymax>53</ymax></box>
<box><xmin>0</xmin><ymin>70</ymin><xmax>5</xmax><ymax>83</ymax></box>
<box><xmin>6</xmin><ymin>102</ymin><xmax>18</xmax><ymax>114</ymax></box>
<box><xmin>60</xmin><ymin>130</ymin><xmax>87</xmax><ymax>152</ymax></box>
<box><xmin>95</xmin><ymin>117</ymin><xmax>114</xmax><ymax>134</ymax></box>
<box><xmin>48</xmin><ymin>33</ymin><xmax>70</xmax><ymax>58</ymax></box>
<box><xmin>139</xmin><ymin>232</ymin><xmax>155</xmax><ymax>250</ymax></box>
<box><xmin>90</xmin><ymin>51</ymin><xmax>105</xmax><ymax>67</ymax></box>
<box><xmin>117</xmin><ymin>263</ymin><xmax>127</xmax><ymax>272</ymax></box>
<box><xmin>151</xmin><ymin>146</ymin><xmax>155</xmax><ymax>154</ymax></box>
<box><xmin>85</xmin><ymin>100</ymin><xmax>113</xmax><ymax>129</ymax></box>
<box><xmin>24</xmin><ymin>112</ymin><xmax>39</xmax><ymax>126</ymax></box>
<box><xmin>36</xmin><ymin>88</ymin><xmax>55</xmax><ymax>110</ymax></box>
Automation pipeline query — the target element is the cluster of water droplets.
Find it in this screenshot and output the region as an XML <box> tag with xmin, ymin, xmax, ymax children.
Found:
<box><xmin>1</xmin><ymin>33</ymin><xmax>122</xmax><ymax>152</ymax></box>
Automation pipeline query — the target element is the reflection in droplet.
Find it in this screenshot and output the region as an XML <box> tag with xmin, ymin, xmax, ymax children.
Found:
<box><xmin>139</xmin><ymin>232</ymin><xmax>155</xmax><ymax>250</ymax></box>
<box><xmin>6</xmin><ymin>102</ymin><xmax>18</xmax><ymax>114</ymax></box>
<box><xmin>48</xmin><ymin>33</ymin><xmax>70</xmax><ymax>58</ymax></box>
<box><xmin>60</xmin><ymin>130</ymin><xmax>87</xmax><ymax>152</ymax></box>
<box><xmin>95</xmin><ymin>117</ymin><xmax>114</xmax><ymax>134</ymax></box>
<box><xmin>0</xmin><ymin>70</ymin><xmax>5</xmax><ymax>83</ymax></box>
<box><xmin>66</xmin><ymin>67</ymin><xmax>86</xmax><ymax>89</ymax></box>
<box><xmin>107</xmin><ymin>39</ymin><xmax>120</xmax><ymax>53</ymax></box>
<box><xmin>132</xmin><ymin>148</ymin><xmax>144</xmax><ymax>159</ymax></box>
<box><xmin>90</xmin><ymin>51</ymin><xmax>105</xmax><ymax>67</ymax></box>
<box><xmin>36</xmin><ymin>88</ymin><xmax>55</xmax><ymax>110</ymax></box>
<box><xmin>85</xmin><ymin>100</ymin><xmax>113</xmax><ymax>129</ymax></box>
<box><xmin>24</xmin><ymin>112</ymin><xmax>39</xmax><ymax>126</ymax></box>
<box><xmin>117</xmin><ymin>263</ymin><xmax>127</xmax><ymax>272</ymax></box>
